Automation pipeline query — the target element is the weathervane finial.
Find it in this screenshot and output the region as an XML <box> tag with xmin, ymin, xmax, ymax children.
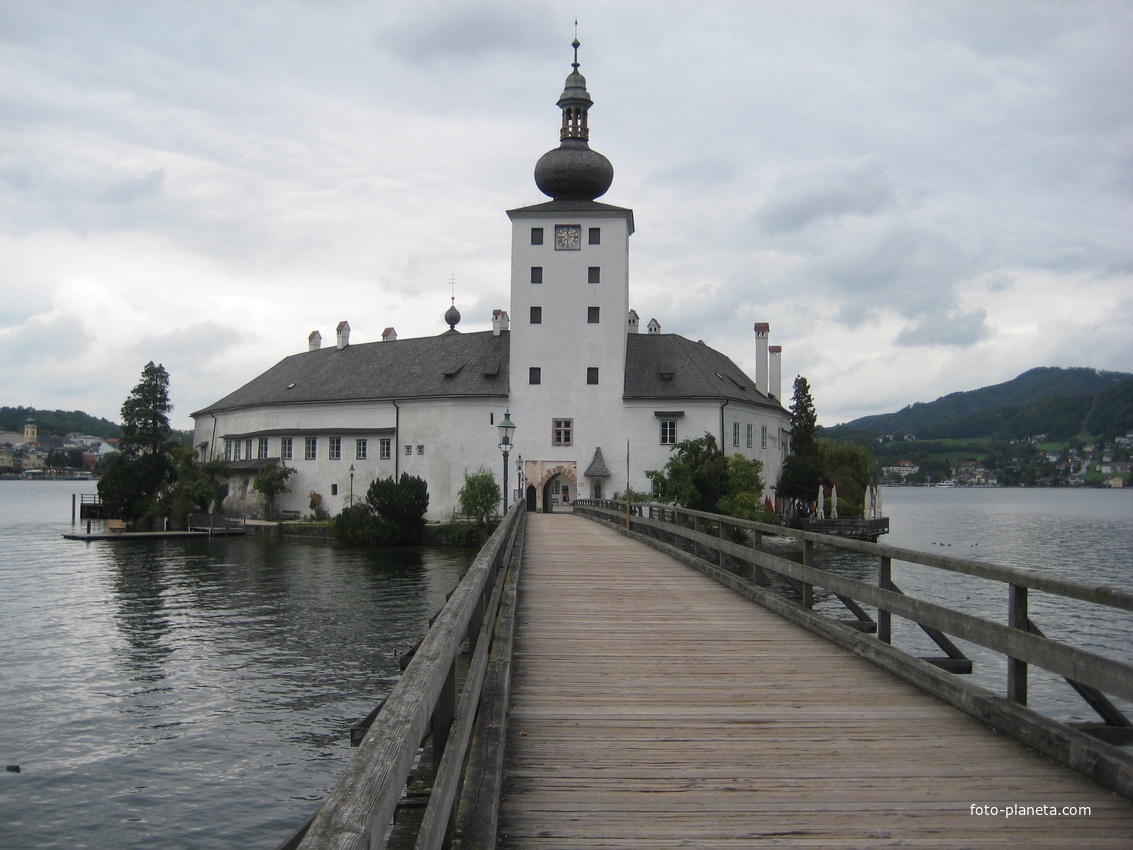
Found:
<box><xmin>572</xmin><ymin>21</ymin><xmax>580</xmax><ymax>71</ymax></box>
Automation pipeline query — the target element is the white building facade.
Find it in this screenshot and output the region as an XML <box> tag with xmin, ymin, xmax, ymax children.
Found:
<box><xmin>191</xmin><ymin>42</ymin><xmax>791</xmax><ymax>520</ymax></box>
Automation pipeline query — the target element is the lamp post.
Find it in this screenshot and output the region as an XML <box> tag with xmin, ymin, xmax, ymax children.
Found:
<box><xmin>497</xmin><ymin>410</ymin><xmax>516</xmax><ymax>514</ymax></box>
<box><xmin>349</xmin><ymin>464</ymin><xmax>355</xmax><ymax>506</ymax></box>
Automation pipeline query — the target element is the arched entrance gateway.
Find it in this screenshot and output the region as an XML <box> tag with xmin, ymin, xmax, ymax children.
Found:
<box><xmin>529</xmin><ymin>463</ymin><xmax>578</xmax><ymax>513</ymax></box>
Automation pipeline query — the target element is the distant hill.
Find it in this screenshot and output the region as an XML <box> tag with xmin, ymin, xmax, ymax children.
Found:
<box><xmin>825</xmin><ymin>367</ymin><xmax>1133</xmax><ymax>442</ymax></box>
<box><xmin>0</xmin><ymin>406</ymin><xmax>121</xmax><ymax>440</ymax></box>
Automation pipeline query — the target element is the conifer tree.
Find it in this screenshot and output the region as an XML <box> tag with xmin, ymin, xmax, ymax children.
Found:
<box><xmin>777</xmin><ymin>375</ymin><xmax>823</xmax><ymax>504</ymax></box>
<box><xmin>97</xmin><ymin>362</ymin><xmax>176</xmax><ymax>522</ymax></box>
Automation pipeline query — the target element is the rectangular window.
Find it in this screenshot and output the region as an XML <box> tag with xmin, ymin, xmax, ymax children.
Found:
<box><xmin>761</xmin><ymin>425</ymin><xmax>768</xmax><ymax>449</ymax></box>
<box><xmin>747</xmin><ymin>423</ymin><xmax>753</xmax><ymax>448</ymax></box>
<box><xmin>587</xmin><ymin>306</ymin><xmax>600</xmax><ymax>323</ymax></box>
<box><xmin>588</xmin><ymin>227</ymin><xmax>600</xmax><ymax>245</ymax></box>
<box><xmin>233</xmin><ymin>441</ymin><xmax>242</xmax><ymax>461</ymax></box>
<box><xmin>587</xmin><ymin>367</ymin><xmax>599</xmax><ymax>385</ymax></box>
<box><xmin>732</xmin><ymin>422</ymin><xmax>740</xmax><ymax>448</ymax></box>
<box><xmin>331</xmin><ymin>484</ymin><xmax>338</xmax><ymax>496</ymax></box>
<box><xmin>379</xmin><ymin>438</ymin><xmax>391</xmax><ymax>460</ymax></box>
<box><xmin>416</xmin><ymin>445</ymin><xmax>425</xmax><ymax>455</ymax></box>
<box><xmin>245</xmin><ymin>439</ymin><xmax>252</xmax><ymax>460</ymax></box>
<box><xmin>305</xmin><ymin>437</ymin><xmax>317</xmax><ymax>460</ymax></box>
<box><xmin>530</xmin><ymin>306</ymin><xmax>542</xmax><ymax>324</ymax></box>
<box><xmin>225</xmin><ymin>440</ymin><xmax>233</xmax><ymax>461</ymax></box>
<box><xmin>258</xmin><ymin>437</ymin><xmax>268</xmax><ymax>459</ymax></box>
<box><xmin>587</xmin><ymin>266</ymin><xmax>600</xmax><ymax>284</ymax></box>
<box><xmin>529</xmin><ymin>366</ymin><xmax>541</xmax><ymax>384</ymax></box>
<box><xmin>531</xmin><ymin>227</ymin><xmax>544</xmax><ymax>245</ymax></box>
<box><xmin>552</xmin><ymin>418</ymin><xmax>574</xmax><ymax>447</ymax></box>
<box><xmin>404</xmin><ymin>444</ymin><xmax>412</xmax><ymax>456</ymax></box>
<box><xmin>329</xmin><ymin>437</ymin><xmax>341</xmax><ymax>460</ymax></box>
<box><xmin>660</xmin><ymin>419</ymin><xmax>677</xmax><ymax>445</ymax></box>
<box><xmin>281</xmin><ymin>438</ymin><xmax>293</xmax><ymax>461</ymax></box>
<box><xmin>356</xmin><ymin>438</ymin><xmax>367</xmax><ymax>460</ymax></box>
<box><xmin>530</xmin><ymin>266</ymin><xmax>543</xmax><ymax>284</ymax></box>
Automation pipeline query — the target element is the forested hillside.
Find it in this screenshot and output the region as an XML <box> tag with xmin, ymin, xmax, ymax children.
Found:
<box><xmin>826</xmin><ymin>368</ymin><xmax>1132</xmax><ymax>442</ymax></box>
<box><xmin>0</xmin><ymin>406</ymin><xmax>121</xmax><ymax>440</ymax></box>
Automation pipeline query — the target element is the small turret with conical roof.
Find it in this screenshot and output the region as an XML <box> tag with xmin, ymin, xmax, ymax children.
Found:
<box><xmin>533</xmin><ymin>38</ymin><xmax>614</xmax><ymax>201</ymax></box>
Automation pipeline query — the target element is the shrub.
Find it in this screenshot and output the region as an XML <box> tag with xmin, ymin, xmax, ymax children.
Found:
<box><xmin>458</xmin><ymin>468</ymin><xmax>501</xmax><ymax>526</ymax></box>
<box><xmin>334</xmin><ymin>473</ymin><xmax>431</xmax><ymax>546</ymax></box>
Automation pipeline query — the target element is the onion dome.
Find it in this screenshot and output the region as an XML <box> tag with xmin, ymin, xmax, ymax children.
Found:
<box><xmin>534</xmin><ymin>38</ymin><xmax>613</xmax><ymax>201</ymax></box>
<box><xmin>445</xmin><ymin>296</ymin><xmax>461</xmax><ymax>330</ymax></box>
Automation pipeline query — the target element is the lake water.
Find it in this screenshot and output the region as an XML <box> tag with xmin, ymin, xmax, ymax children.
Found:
<box><xmin>1</xmin><ymin>482</ymin><xmax>1130</xmax><ymax>847</ymax></box>
<box><xmin>0</xmin><ymin>480</ymin><xmax>474</xmax><ymax>850</ymax></box>
<box><xmin>808</xmin><ymin>485</ymin><xmax>1133</xmax><ymax>723</ymax></box>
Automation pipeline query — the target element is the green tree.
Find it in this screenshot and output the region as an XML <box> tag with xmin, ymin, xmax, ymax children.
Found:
<box><xmin>646</xmin><ymin>433</ymin><xmax>729</xmax><ymax>513</ymax></box>
<box><xmin>789</xmin><ymin>375</ymin><xmax>818</xmax><ymax>457</ymax></box>
<box><xmin>118</xmin><ymin>362</ymin><xmax>173</xmax><ymax>459</ymax></box>
<box><xmin>166</xmin><ymin>448</ymin><xmax>230</xmax><ymax>528</ymax></box>
<box><xmin>97</xmin><ymin>362</ymin><xmax>176</xmax><ymax>522</ymax></box>
<box><xmin>717</xmin><ymin>455</ymin><xmax>777</xmax><ymax>522</ymax></box>
<box><xmin>647</xmin><ymin>434</ymin><xmax>777</xmax><ymax>523</ymax></box>
<box><xmin>252</xmin><ymin>463</ymin><xmax>295</xmax><ymax>519</ymax></box>
<box><xmin>778</xmin><ymin>375</ymin><xmax>824</xmax><ymax>505</ymax></box>
<box><xmin>458</xmin><ymin>467</ymin><xmax>501</xmax><ymax>527</ymax></box>
<box><xmin>817</xmin><ymin>439</ymin><xmax>878</xmax><ymax>516</ymax></box>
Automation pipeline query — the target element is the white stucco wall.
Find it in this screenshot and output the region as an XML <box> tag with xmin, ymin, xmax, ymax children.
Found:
<box><xmin>193</xmin><ymin>396</ymin><xmax>509</xmax><ymax>521</ymax></box>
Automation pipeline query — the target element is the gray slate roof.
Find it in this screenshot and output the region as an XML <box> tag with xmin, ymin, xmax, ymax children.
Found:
<box><xmin>193</xmin><ymin>328</ymin><xmax>782</xmax><ymax>418</ymax></box>
<box><xmin>192</xmin><ymin>330</ymin><xmax>510</xmax><ymax>416</ymax></box>
<box><xmin>624</xmin><ymin>333</ymin><xmax>783</xmax><ymax>409</ymax></box>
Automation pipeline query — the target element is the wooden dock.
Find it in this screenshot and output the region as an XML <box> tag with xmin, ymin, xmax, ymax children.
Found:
<box><xmin>498</xmin><ymin>513</ymin><xmax>1133</xmax><ymax>847</ymax></box>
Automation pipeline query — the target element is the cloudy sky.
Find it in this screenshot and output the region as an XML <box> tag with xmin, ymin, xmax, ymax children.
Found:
<box><xmin>3</xmin><ymin>0</ymin><xmax>1131</xmax><ymax>430</ymax></box>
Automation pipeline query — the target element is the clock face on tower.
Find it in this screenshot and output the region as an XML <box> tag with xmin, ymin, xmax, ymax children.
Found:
<box><xmin>554</xmin><ymin>224</ymin><xmax>581</xmax><ymax>250</ymax></box>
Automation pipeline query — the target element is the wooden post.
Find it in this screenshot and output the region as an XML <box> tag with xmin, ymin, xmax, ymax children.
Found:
<box><xmin>432</xmin><ymin>658</ymin><xmax>458</xmax><ymax>771</ymax></box>
<box><xmin>1008</xmin><ymin>583</ymin><xmax>1028</xmax><ymax>705</ymax></box>
<box><xmin>878</xmin><ymin>555</ymin><xmax>892</xmax><ymax>644</ymax></box>
<box><xmin>801</xmin><ymin>539</ymin><xmax>814</xmax><ymax>609</ymax></box>
<box><xmin>718</xmin><ymin>518</ymin><xmax>728</xmax><ymax>570</ymax></box>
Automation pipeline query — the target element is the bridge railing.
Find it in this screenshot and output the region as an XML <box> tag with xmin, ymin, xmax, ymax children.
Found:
<box><xmin>573</xmin><ymin>498</ymin><xmax>1133</xmax><ymax>797</ymax></box>
<box><xmin>289</xmin><ymin>500</ymin><xmax>525</xmax><ymax>850</ymax></box>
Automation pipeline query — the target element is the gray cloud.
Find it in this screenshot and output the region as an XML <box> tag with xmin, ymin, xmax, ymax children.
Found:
<box><xmin>895</xmin><ymin>309</ymin><xmax>991</xmax><ymax>348</ymax></box>
<box><xmin>756</xmin><ymin>159</ymin><xmax>898</xmax><ymax>235</ymax></box>
<box><xmin>1</xmin><ymin>0</ymin><xmax>1129</xmax><ymax>426</ymax></box>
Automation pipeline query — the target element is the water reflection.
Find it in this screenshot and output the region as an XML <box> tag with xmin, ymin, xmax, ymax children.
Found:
<box><xmin>108</xmin><ymin>546</ymin><xmax>175</xmax><ymax>691</ymax></box>
<box><xmin>1</xmin><ymin>480</ymin><xmax>474</xmax><ymax>850</ymax></box>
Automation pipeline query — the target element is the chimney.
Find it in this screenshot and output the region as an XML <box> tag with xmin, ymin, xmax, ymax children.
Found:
<box><xmin>754</xmin><ymin>322</ymin><xmax>770</xmax><ymax>396</ymax></box>
<box><xmin>336</xmin><ymin>320</ymin><xmax>350</xmax><ymax>349</ymax></box>
<box><xmin>308</xmin><ymin>330</ymin><xmax>322</xmax><ymax>352</ymax></box>
<box><xmin>492</xmin><ymin>309</ymin><xmax>510</xmax><ymax>336</ymax></box>
<box><xmin>627</xmin><ymin>309</ymin><xmax>639</xmax><ymax>334</ymax></box>
<box><xmin>382</xmin><ymin>327</ymin><xmax>397</xmax><ymax>342</ymax></box>
<box><xmin>647</xmin><ymin>318</ymin><xmax>661</xmax><ymax>334</ymax></box>
<box><xmin>769</xmin><ymin>345</ymin><xmax>782</xmax><ymax>400</ymax></box>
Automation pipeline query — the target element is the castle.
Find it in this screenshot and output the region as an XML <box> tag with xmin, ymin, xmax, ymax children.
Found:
<box><xmin>191</xmin><ymin>41</ymin><xmax>791</xmax><ymax>520</ymax></box>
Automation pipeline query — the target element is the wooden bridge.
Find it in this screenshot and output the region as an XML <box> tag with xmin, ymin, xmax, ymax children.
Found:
<box><xmin>285</xmin><ymin>502</ymin><xmax>1133</xmax><ymax>849</ymax></box>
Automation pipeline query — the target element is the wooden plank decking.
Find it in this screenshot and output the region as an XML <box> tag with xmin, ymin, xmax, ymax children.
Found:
<box><xmin>497</xmin><ymin>513</ymin><xmax>1133</xmax><ymax>847</ymax></box>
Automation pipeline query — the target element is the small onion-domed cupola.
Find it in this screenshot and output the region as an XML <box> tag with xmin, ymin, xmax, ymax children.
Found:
<box><xmin>534</xmin><ymin>38</ymin><xmax>613</xmax><ymax>201</ymax></box>
<box><xmin>445</xmin><ymin>296</ymin><xmax>461</xmax><ymax>331</ymax></box>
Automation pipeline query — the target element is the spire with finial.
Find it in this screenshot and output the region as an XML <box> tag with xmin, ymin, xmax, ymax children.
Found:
<box><xmin>533</xmin><ymin>33</ymin><xmax>614</xmax><ymax>201</ymax></box>
<box><xmin>444</xmin><ymin>274</ymin><xmax>461</xmax><ymax>330</ymax></box>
